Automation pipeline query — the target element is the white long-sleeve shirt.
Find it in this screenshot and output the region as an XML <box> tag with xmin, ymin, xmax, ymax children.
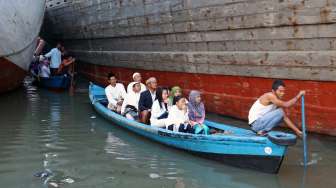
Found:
<box><xmin>105</xmin><ymin>83</ymin><xmax>126</xmax><ymax>109</ymax></box>
<box><xmin>166</xmin><ymin>105</ymin><xmax>189</xmax><ymax>131</ymax></box>
<box><xmin>127</xmin><ymin>82</ymin><xmax>146</xmax><ymax>94</ymax></box>
<box><xmin>150</xmin><ymin>100</ymin><xmax>170</xmax><ymax>123</ymax></box>
<box><xmin>121</xmin><ymin>91</ymin><xmax>141</xmax><ymax>114</ymax></box>
<box><xmin>39</xmin><ymin>64</ymin><xmax>50</xmax><ymax>78</ymax></box>
<box><xmin>44</xmin><ymin>48</ymin><xmax>61</xmax><ymax>68</ymax></box>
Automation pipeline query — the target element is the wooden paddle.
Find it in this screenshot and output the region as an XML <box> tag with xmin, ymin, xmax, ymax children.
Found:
<box><xmin>69</xmin><ymin>60</ymin><xmax>75</xmax><ymax>96</ymax></box>
<box><xmin>301</xmin><ymin>95</ymin><xmax>308</xmax><ymax>167</ymax></box>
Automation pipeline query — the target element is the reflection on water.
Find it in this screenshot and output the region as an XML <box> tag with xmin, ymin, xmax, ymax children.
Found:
<box><xmin>0</xmin><ymin>77</ymin><xmax>335</xmax><ymax>188</ymax></box>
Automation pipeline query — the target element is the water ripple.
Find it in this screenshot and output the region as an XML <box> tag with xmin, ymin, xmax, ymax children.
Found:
<box><xmin>0</xmin><ymin>78</ymin><xmax>335</xmax><ymax>188</ymax></box>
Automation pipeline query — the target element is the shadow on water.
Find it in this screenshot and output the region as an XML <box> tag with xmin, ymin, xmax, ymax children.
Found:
<box><xmin>0</xmin><ymin>77</ymin><xmax>335</xmax><ymax>188</ymax></box>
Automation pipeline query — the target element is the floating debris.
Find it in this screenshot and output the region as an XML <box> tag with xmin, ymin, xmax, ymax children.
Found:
<box><xmin>45</xmin><ymin>153</ymin><xmax>57</xmax><ymax>158</ymax></box>
<box><xmin>90</xmin><ymin>115</ymin><xmax>96</xmax><ymax>119</ymax></box>
<box><xmin>149</xmin><ymin>173</ymin><xmax>160</xmax><ymax>179</ymax></box>
<box><xmin>61</xmin><ymin>177</ymin><xmax>75</xmax><ymax>184</ymax></box>
<box><xmin>34</xmin><ymin>169</ymin><xmax>52</xmax><ymax>178</ymax></box>
<box><xmin>48</xmin><ymin>182</ymin><xmax>59</xmax><ymax>187</ymax></box>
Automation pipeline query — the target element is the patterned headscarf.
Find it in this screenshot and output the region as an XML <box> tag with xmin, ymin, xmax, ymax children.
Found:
<box><xmin>188</xmin><ymin>90</ymin><xmax>205</xmax><ymax>122</ymax></box>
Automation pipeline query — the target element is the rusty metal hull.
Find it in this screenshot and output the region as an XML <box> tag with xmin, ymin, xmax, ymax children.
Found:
<box><xmin>44</xmin><ymin>0</ymin><xmax>336</xmax><ymax>135</ymax></box>
<box><xmin>0</xmin><ymin>58</ymin><xmax>26</xmax><ymax>93</ymax></box>
<box><xmin>81</xmin><ymin>63</ymin><xmax>336</xmax><ymax>136</ymax></box>
<box><xmin>44</xmin><ymin>0</ymin><xmax>336</xmax><ymax>81</ymax></box>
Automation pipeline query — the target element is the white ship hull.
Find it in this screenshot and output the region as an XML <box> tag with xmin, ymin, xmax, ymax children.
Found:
<box><xmin>0</xmin><ymin>0</ymin><xmax>45</xmax><ymax>93</ymax></box>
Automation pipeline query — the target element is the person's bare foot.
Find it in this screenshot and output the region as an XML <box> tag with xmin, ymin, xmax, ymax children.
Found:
<box><xmin>257</xmin><ymin>131</ymin><xmax>268</xmax><ymax>136</ymax></box>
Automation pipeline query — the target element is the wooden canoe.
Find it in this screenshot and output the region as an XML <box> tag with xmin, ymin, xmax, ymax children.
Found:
<box><xmin>89</xmin><ymin>83</ymin><xmax>297</xmax><ymax>173</ymax></box>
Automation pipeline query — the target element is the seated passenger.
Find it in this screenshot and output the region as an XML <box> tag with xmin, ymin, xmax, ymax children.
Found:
<box><xmin>121</xmin><ymin>82</ymin><xmax>141</xmax><ymax>120</ymax></box>
<box><xmin>188</xmin><ymin>90</ymin><xmax>209</xmax><ymax>135</ymax></box>
<box><xmin>166</xmin><ymin>96</ymin><xmax>194</xmax><ymax>133</ymax></box>
<box><xmin>29</xmin><ymin>55</ymin><xmax>40</xmax><ymax>76</ymax></box>
<box><xmin>248</xmin><ymin>79</ymin><xmax>304</xmax><ymax>136</ymax></box>
<box><xmin>105</xmin><ymin>73</ymin><xmax>126</xmax><ymax>113</ymax></box>
<box><xmin>127</xmin><ymin>72</ymin><xmax>146</xmax><ymax>93</ymax></box>
<box><xmin>169</xmin><ymin>86</ymin><xmax>182</xmax><ymax>106</ymax></box>
<box><xmin>138</xmin><ymin>77</ymin><xmax>158</xmax><ymax>124</ymax></box>
<box><xmin>150</xmin><ymin>87</ymin><xmax>170</xmax><ymax>128</ymax></box>
<box><xmin>38</xmin><ymin>56</ymin><xmax>50</xmax><ymax>78</ymax></box>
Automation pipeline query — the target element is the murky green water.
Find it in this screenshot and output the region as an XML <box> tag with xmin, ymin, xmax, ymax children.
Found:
<box><xmin>0</xmin><ymin>78</ymin><xmax>335</xmax><ymax>188</ymax></box>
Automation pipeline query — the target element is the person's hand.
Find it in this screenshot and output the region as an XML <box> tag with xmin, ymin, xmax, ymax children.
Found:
<box><xmin>187</xmin><ymin>121</ymin><xmax>194</xmax><ymax>126</ymax></box>
<box><xmin>296</xmin><ymin>130</ymin><xmax>303</xmax><ymax>138</ymax></box>
<box><xmin>299</xmin><ymin>90</ymin><xmax>306</xmax><ymax>96</ymax></box>
<box><xmin>185</xmin><ymin>120</ymin><xmax>193</xmax><ymax>126</ymax></box>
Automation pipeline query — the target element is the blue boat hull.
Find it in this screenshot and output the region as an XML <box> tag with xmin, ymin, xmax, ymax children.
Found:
<box><xmin>89</xmin><ymin>83</ymin><xmax>291</xmax><ymax>173</ymax></box>
<box><xmin>37</xmin><ymin>75</ymin><xmax>71</xmax><ymax>89</ymax></box>
<box><xmin>158</xmin><ymin>130</ymin><xmax>284</xmax><ymax>173</ymax></box>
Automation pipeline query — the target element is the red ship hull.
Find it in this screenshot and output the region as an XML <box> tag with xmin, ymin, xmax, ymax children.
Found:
<box><xmin>80</xmin><ymin>63</ymin><xmax>336</xmax><ymax>136</ymax></box>
<box><xmin>0</xmin><ymin>58</ymin><xmax>26</xmax><ymax>93</ymax></box>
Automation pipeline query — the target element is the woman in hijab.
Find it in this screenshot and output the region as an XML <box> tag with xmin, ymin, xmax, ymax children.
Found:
<box><xmin>187</xmin><ymin>90</ymin><xmax>209</xmax><ymax>135</ymax></box>
<box><xmin>169</xmin><ymin>86</ymin><xmax>182</xmax><ymax>106</ymax></box>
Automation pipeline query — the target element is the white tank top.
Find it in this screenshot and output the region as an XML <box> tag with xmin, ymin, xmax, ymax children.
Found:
<box><xmin>248</xmin><ymin>99</ymin><xmax>277</xmax><ymax>125</ymax></box>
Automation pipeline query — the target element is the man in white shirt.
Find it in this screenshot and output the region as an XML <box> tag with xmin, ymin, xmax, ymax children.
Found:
<box><xmin>44</xmin><ymin>42</ymin><xmax>62</xmax><ymax>75</ymax></box>
<box><xmin>248</xmin><ymin>79</ymin><xmax>304</xmax><ymax>136</ymax></box>
<box><xmin>105</xmin><ymin>73</ymin><xmax>126</xmax><ymax>113</ymax></box>
<box><xmin>127</xmin><ymin>72</ymin><xmax>146</xmax><ymax>93</ymax></box>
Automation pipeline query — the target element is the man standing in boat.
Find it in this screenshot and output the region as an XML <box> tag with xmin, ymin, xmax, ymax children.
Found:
<box><xmin>248</xmin><ymin>79</ymin><xmax>305</xmax><ymax>136</ymax></box>
<box><xmin>44</xmin><ymin>42</ymin><xmax>62</xmax><ymax>75</ymax></box>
